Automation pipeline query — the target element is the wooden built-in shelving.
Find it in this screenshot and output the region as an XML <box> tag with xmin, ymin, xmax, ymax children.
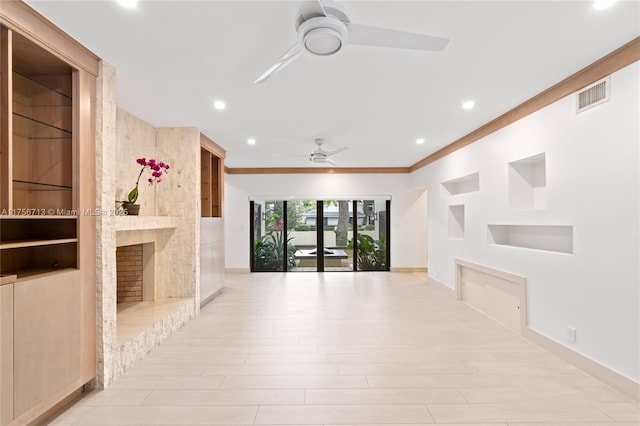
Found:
<box><xmin>200</xmin><ymin>134</ymin><xmax>225</xmax><ymax>218</ymax></box>
<box><xmin>0</xmin><ymin>42</ymin><xmax>77</xmax><ymax>279</ymax></box>
<box><xmin>0</xmin><ymin>238</ymin><xmax>77</xmax><ymax>250</ymax></box>
<box><xmin>0</xmin><ymin>10</ymin><xmax>97</xmax><ymax>425</ymax></box>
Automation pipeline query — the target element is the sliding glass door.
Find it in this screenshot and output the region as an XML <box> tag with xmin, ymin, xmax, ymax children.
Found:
<box><xmin>288</xmin><ymin>200</ymin><xmax>317</xmax><ymax>271</ymax></box>
<box><xmin>352</xmin><ymin>200</ymin><xmax>389</xmax><ymax>271</ymax></box>
<box><xmin>320</xmin><ymin>200</ymin><xmax>354</xmax><ymax>272</ymax></box>
<box><xmin>251</xmin><ymin>200</ymin><xmax>294</xmax><ymax>272</ymax></box>
<box><xmin>250</xmin><ymin>198</ymin><xmax>390</xmax><ymax>272</ymax></box>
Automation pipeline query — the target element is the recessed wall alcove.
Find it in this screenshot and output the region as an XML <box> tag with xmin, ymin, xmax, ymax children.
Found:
<box><xmin>488</xmin><ymin>224</ymin><xmax>573</xmax><ymax>254</ymax></box>
<box><xmin>448</xmin><ymin>205</ymin><xmax>465</xmax><ymax>239</ymax></box>
<box><xmin>441</xmin><ymin>172</ymin><xmax>480</xmax><ymax>196</ymax></box>
<box><xmin>509</xmin><ymin>153</ymin><xmax>547</xmax><ymax>210</ymax></box>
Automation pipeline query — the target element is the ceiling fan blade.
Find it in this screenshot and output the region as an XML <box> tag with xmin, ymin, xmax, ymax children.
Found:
<box><xmin>254</xmin><ymin>43</ymin><xmax>303</xmax><ymax>84</ymax></box>
<box><xmin>345</xmin><ymin>22</ymin><xmax>449</xmax><ymax>52</ymax></box>
<box><xmin>298</xmin><ymin>0</ymin><xmax>327</xmax><ymax>20</ymax></box>
<box><xmin>325</xmin><ymin>158</ymin><xmax>338</xmax><ymax>166</ymax></box>
<box><xmin>325</xmin><ymin>146</ymin><xmax>348</xmax><ymax>156</ymax></box>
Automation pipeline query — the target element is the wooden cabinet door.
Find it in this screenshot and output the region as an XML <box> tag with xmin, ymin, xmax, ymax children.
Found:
<box><xmin>0</xmin><ymin>282</ymin><xmax>14</xmax><ymax>426</ymax></box>
<box><xmin>13</xmin><ymin>271</ymin><xmax>81</xmax><ymax>418</ymax></box>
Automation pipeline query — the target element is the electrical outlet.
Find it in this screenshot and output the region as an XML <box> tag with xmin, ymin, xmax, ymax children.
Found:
<box><xmin>567</xmin><ymin>326</ymin><xmax>576</xmax><ymax>343</ymax></box>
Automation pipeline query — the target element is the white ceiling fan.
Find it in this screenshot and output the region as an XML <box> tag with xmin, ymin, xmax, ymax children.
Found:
<box><xmin>309</xmin><ymin>138</ymin><xmax>347</xmax><ymax>165</ymax></box>
<box><xmin>254</xmin><ymin>0</ymin><xmax>450</xmax><ymax>83</ymax></box>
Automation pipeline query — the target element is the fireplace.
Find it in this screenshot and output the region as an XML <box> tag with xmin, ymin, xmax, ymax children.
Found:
<box><xmin>115</xmin><ymin>242</ymin><xmax>155</xmax><ymax>304</ymax></box>
<box><xmin>116</xmin><ymin>244</ymin><xmax>143</xmax><ymax>303</ymax></box>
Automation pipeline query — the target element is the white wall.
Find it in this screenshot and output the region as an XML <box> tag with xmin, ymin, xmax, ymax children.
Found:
<box><xmin>411</xmin><ymin>63</ymin><xmax>639</xmax><ymax>382</ymax></box>
<box><xmin>224</xmin><ymin>173</ymin><xmax>427</xmax><ymax>270</ymax></box>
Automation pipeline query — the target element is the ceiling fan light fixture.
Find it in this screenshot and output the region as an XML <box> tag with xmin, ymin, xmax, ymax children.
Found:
<box><xmin>298</xmin><ymin>17</ymin><xmax>348</xmax><ymax>56</ymax></box>
<box><xmin>304</xmin><ymin>27</ymin><xmax>343</xmax><ymax>55</ymax></box>
<box><xmin>309</xmin><ymin>153</ymin><xmax>326</xmax><ymax>163</ymax></box>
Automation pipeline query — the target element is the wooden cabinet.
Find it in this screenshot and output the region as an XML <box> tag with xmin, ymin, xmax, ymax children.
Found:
<box><xmin>200</xmin><ymin>134</ymin><xmax>225</xmax><ymax>218</ymax></box>
<box><xmin>1</xmin><ymin>30</ymin><xmax>77</xmax><ymax>279</ymax></box>
<box><xmin>200</xmin><ymin>134</ymin><xmax>225</xmax><ymax>304</ymax></box>
<box><xmin>0</xmin><ymin>4</ymin><xmax>97</xmax><ymax>424</ymax></box>
<box><xmin>13</xmin><ymin>272</ymin><xmax>81</xmax><ymax>417</ymax></box>
<box><xmin>12</xmin><ymin>70</ymin><xmax>73</xmax><ymax>212</ymax></box>
<box><xmin>0</xmin><ymin>277</ymin><xmax>15</xmax><ymax>426</ymax></box>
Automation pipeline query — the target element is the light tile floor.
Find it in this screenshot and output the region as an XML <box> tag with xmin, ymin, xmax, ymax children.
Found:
<box><xmin>49</xmin><ymin>272</ymin><xmax>639</xmax><ymax>425</ymax></box>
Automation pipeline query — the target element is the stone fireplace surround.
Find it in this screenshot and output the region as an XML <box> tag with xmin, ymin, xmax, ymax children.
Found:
<box><xmin>112</xmin><ymin>217</ymin><xmax>195</xmax><ymax>348</ymax></box>
<box><xmin>95</xmin><ymin>62</ymin><xmax>201</xmax><ymax>388</ymax></box>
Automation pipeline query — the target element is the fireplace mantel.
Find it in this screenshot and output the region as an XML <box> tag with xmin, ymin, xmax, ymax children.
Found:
<box><xmin>114</xmin><ymin>216</ymin><xmax>179</xmax><ymax>232</ymax></box>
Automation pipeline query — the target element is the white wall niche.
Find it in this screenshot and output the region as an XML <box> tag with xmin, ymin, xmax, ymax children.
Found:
<box><xmin>488</xmin><ymin>224</ymin><xmax>573</xmax><ymax>254</ymax></box>
<box><xmin>441</xmin><ymin>172</ymin><xmax>479</xmax><ymax>195</ymax></box>
<box><xmin>448</xmin><ymin>205</ymin><xmax>465</xmax><ymax>239</ymax></box>
<box><xmin>509</xmin><ymin>153</ymin><xmax>546</xmax><ymax>210</ymax></box>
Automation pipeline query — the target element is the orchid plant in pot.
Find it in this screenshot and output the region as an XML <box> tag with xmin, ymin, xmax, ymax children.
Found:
<box><xmin>119</xmin><ymin>158</ymin><xmax>170</xmax><ymax>215</ymax></box>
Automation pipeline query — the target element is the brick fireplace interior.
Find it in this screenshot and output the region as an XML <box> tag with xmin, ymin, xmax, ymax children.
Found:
<box><xmin>115</xmin><ymin>242</ymin><xmax>155</xmax><ymax>306</ymax></box>
<box><xmin>116</xmin><ymin>244</ymin><xmax>143</xmax><ymax>303</ymax></box>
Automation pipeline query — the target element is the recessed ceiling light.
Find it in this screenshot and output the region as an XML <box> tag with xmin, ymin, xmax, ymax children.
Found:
<box><xmin>247</xmin><ymin>138</ymin><xmax>256</xmax><ymax>145</ymax></box>
<box><xmin>462</xmin><ymin>100</ymin><xmax>475</xmax><ymax>110</ymax></box>
<box><xmin>116</xmin><ymin>0</ymin><xmax>138</xmax><ymax>9</ymax></box>
<box><xmin>593</xmin><ymin>0</ymin><xmax>616</xmax><ymax>10</ymax></box>
<box><xmin>416</xmin><ymin>138</ymin><xmax>425</xmax><ymax>145</ymax></box>
<box><xmin>213</xmin><ymin>100</ymin><xmax>226</xmax><ymax>110</ymax></box>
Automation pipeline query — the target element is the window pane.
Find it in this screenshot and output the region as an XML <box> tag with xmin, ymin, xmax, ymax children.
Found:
<box><xmin>289</xmin><ymin>200</ymin><xmax>316</xmax><ymax>271</ymax></box>
<box><xmin>354</xmin><ymin>200</ymin><xmax>388</xmax><ymax>271</ymax></box>
<box><xmin>325</xmin><ymin>200</ymin><xmax>353</xmax><ymax>271</ymax></box>
<box><xmin>252</xmin><ymin>200</ymin><xmax>285</xmax><ymax>271</ymax></box>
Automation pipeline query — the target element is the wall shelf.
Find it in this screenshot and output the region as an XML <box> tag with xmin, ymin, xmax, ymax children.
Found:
<box><xmin>0</xmin><ymin>238</ymin><xmax>77</xmax><ymax>250</ymax></box>
<box><xmin>441</xmin><ymin>172</ymin><xmax>480</xmax><ymax>195</ymax></box>
<box><xmin>0</xmin><ymin>242</ymin><xmax>78</xmax><ymax>278</ymax></box>
<box><xmin>1</xmin><ymin>266</ymin><xmax>76</xmax><ymax>280</ymax></box>
<box><xmin>0</xmin><ymin>217</ymin><xmax>76</xmax><ymax>240</ymax></box>
<box><xmin>0</xmin><ymin>215</ymin><xmax>76</xmax><ymax>219</ymax></box>
<box><xmin>509</xmin><ymin>153</ymin><xmax>546</xmax><ymax>210</ymax></box>
<box><xmin>448</xmin><ymin>205</ymin><xmax>465</xmax><ymax>239</ymax></box>
<box><xmin>13</xmin><ymin>179</ymin><xmax>72</xmax><ymax>190</ymax></box>
<box><xmin>488</xmin><ymin>224</ymin><xmax>573</xmax><ymax>254</ymax></box>
<box><xmin>13</xmin><ymin>70</ymin><xmax>72</xmax><ymax>101</ymax></box>
<box><xmin>13</xmin><ymin>112</ymin><xmax>72</xmax><ymax>138</ymax></box>
<box><xmin>200</xmin><ymin>146</ymin><xmax>222</xmax><ymax>217</ymax></box>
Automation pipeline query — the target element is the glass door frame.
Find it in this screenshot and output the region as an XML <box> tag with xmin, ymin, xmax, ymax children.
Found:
<box><xmin>315</xmin><ymin>200</ymin><xmax>324</xmax><ymax>271</ymax></box>
<box><xmin>249</xmin><ymin>198</ymin><xmax>390</xmax><ymax>272</ymax></box>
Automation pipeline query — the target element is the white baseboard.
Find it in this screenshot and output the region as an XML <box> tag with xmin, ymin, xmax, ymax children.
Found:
<box><xmin>435</xmin><ymin>269</ymin><xmax>639</xmax><ymax>400</ymax></box>
<box><xmin>522</xmin><ymin>327</ymin><xmax>639</xmax><ymax>401</ymax></box>
<box><xmin>427</xmin><ymin>275</ymin><xmax>456</xmax><ymax>296</ymax></box>
<box><xmin>200</xmin><ymin>288</ymin><xmax>224</xmax><ymax>307</ymax></box>
<box><xmin>390</xmin><ymin>267</ymin><xmax>427</xmax><ymax>273</ymax></box>
<box><xmin>225</xmin><ymin>268</ymin><xmax>250</xmax><ymax>274</ymax></box>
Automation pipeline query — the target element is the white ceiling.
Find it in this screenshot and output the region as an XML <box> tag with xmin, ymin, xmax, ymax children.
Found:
<box><xmin>26</xmin><ymin>1</ymin><xmax>640</xmax><ymax>168</ymax></box>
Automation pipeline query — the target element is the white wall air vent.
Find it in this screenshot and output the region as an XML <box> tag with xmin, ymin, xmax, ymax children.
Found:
<box><xmin>576</xmin><ymin>77</ymin><xmax>610</xmax><ymax>113</ymax></box>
